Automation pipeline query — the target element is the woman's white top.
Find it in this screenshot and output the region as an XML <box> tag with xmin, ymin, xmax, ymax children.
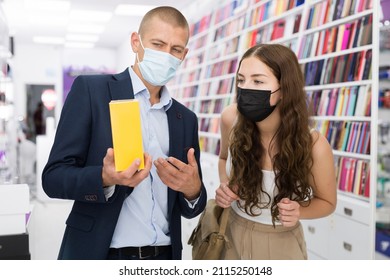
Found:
<box><xmin>226</xmin><ymin>128</ymin><xmax>315</xmax><ymax>225</ymax></box>
<box><xmin>226</xmin><ymin>152</ymin><xmax>280</xmax><ymax>225</ymax></box>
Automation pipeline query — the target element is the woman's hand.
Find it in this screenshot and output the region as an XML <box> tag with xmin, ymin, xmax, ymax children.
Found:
<box><xmin>277</xmin><ymin>198</ymin><xmax>300</xmax><ymax>227</ymax></box>
<box><xmin>215</xmin><ymin>182</ymin><xmax>239</xmax><ymax>208</ymax></box>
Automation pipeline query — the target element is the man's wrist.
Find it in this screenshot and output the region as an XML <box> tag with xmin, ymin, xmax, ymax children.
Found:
<box><xmin>184</xmin><ymin>191</ymin><xmax>200</xmax><ymax>201</ymax></box>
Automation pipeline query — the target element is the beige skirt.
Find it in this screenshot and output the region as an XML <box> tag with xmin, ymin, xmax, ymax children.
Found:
<box><xmin>221</xmin><ymin>209</ymin><xmax>308</xmax><ymax>260</ymax></box>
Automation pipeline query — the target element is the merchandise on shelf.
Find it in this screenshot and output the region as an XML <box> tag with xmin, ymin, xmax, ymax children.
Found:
<box><xmin>173</xmin><ymin>0</ymin><xmax>378</xmax><ymax>259</ymax></box>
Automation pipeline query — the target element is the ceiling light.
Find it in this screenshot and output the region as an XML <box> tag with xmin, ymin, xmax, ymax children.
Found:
<box><xmin>70</xmin><ymin>10</ymin><xmax>112</xmax><ymax>23</ymax></box>
<box><xmin>33</xmin><ymin>36</ymin><xmax>65</xmax><ymax>45</ymax></box>
<box><xmin>66</xmin><ymin>34</ymin><xmax>99</xmax><ymax>42</ymax></box>
<box><xmin>24</xmin><ymin>0</ymin><xmax>71</xmax><ymax>12</ymax></box>
<box><xmin>28</xmin><ymin>14</ymin><xmax>68</xmax><ymax>26</ymax></box>
<box><xmin>67</xmin><ymin>24</ymin><xmax>105</xmax><ymax>34</ymax></box>
<box><xmin>65</xmin><ymin>42</ymin><xmax>95</xmax><ymax>49</ymax></box>
<box><xmin>114</xmin><ymin>4</ymin><xmax>155</xmax><ymax>16</ymax></box>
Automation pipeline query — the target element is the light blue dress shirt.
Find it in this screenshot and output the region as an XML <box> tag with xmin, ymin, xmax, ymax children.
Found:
<box><xmin>109</xmin><ymin>67</ymin><xmax>173</xmax><ymax>247</ymax></box>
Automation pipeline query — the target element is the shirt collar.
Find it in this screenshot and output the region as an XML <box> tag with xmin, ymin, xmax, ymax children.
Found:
<box><xmin>128</xmin><ymin>67</ymin><xmax>173</xmax><ymax>111</ymax></box>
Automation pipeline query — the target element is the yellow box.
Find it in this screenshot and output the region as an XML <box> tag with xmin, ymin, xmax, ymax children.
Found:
<box><xmin>109</xmin><ymin>99</ymin><xmax>144</xmax><ymax>171</ymax></box>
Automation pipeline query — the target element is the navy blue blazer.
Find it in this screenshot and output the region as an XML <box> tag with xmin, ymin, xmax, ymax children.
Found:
<box><xmin>42</xmin><ymin>68</ymin><xmax>207</xmax><ymax>260</ymax></box>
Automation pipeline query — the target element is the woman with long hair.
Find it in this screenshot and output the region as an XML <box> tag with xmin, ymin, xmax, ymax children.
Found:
<box><xmin>216</xmin><ymin>43</ymin><xmax>337</xmax><ymax>259</ymax></box>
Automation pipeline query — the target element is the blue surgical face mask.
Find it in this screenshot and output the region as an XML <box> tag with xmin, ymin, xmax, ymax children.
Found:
<box><xmin>137</xmin><ymin>37</ymin><xmax>182</xmax><ymax>86</ymax></box>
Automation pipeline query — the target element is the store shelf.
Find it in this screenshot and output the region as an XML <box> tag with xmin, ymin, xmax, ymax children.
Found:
<box><xmin>174</xmin><ymin>0</ymin><xmax>379</xmax><ymax>259</ymax></box>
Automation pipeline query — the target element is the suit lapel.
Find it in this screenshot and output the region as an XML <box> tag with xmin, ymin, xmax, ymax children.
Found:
<box><xmin>166</xmin><ymin>101</ymin><xmax>186</xmax><ymax>214</ymax></box>
<box><xmin>167</xmin><ymin>101</ymin><xmax>185</xmax><ymax>160</ymax></box>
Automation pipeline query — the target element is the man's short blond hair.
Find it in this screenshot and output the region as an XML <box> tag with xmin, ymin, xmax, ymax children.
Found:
<box><xmin>138</xmin><ymin>6</ymin><xmax>189</xmax><ymax>44</ymax></box>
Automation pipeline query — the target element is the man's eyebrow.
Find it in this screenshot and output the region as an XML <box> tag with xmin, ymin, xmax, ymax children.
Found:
<box><xmin>172</xmin><ymin>44</ymin><xmax>186</xmax><ymax>50</ymax></box>
<box><xmin>150</xmin><ymin>39</ymin><xmax>166</xmax><ymax>44</ymax></box>
<box><xmin>150</xmin><ymin>39</ymin><xmax>185</xmax><ymax>49</ymax></box>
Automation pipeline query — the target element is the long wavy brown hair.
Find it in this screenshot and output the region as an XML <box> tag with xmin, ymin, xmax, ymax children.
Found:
<box><xmin>228</xmin><ymin>44</ymin><xmax>315</xmax><ymax>225</ymax></box>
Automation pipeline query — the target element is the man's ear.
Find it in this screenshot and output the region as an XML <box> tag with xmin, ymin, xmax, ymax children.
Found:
<box><xmin>130</xmin><ymin>32</ymin><xmax>140</xmax><ymax>53</ymax></box>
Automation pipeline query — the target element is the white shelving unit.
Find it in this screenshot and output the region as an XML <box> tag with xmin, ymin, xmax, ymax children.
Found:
<box><xmin>175</xmin><ymin>0</ymin><xmax>380</xmax><ymax>259</ymax></box>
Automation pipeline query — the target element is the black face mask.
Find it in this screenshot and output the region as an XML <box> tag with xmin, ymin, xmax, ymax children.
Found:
<box><xmin>236</xmin><ymin>87</ymin><xmax>280</xmax><ymax>122</ymax></box>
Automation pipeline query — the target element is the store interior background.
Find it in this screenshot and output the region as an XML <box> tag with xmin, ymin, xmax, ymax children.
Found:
<box><xmin>1</xmin><ymin>0</ymin><xmax>390</xmax><ymax>260</ymax></box>
<box><xmin>0</xmin><ymin>0</ymin><xmax>218</xmax><ymax>260</ymax></box>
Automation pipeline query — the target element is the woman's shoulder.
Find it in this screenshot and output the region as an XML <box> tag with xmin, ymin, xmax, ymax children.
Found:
<box><xmin>221</xmin><ymin>103</ymin><xmax>238</xmax><ymax>127</ymax></box>
<box><xmin>310</xmin><ymin>129</ymin><xmax>333</xmax><ymax>159</ymax></box>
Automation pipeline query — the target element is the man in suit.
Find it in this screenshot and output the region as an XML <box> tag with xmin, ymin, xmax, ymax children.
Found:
<box><xmin>42</xmin><ymin>6</ymin><xmax>207</xmax><ymax>260</ymax></box>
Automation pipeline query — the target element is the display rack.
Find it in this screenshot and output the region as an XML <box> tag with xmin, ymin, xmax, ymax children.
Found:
<box><xmin>175</xmin><ymin>0</ymin><xmax>379</xmax><ymax>259</ymax></box>
<box><xmin>0</xmin><ymin>3</ymin><xmax>15</xmax><ymax>185</ymax></box>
